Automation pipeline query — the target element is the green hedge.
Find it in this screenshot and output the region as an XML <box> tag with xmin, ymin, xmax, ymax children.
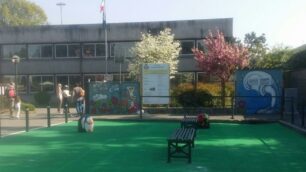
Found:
<box><xmin>171</xmin><ymin>82</ymin><xmax>234</xmax><ymax>107</ymax></box>
<box><xmin>34</xmin><ymin>91</ymin><xmax>51</xmax><ymax>106</ymax></box>
<box><xmin>21</xmin><ymin>102</ymin><xmax>36</xmax><ymax>111</ymax></box>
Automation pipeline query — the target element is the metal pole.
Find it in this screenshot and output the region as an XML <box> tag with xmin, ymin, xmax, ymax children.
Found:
<box><xmin>120</xmin><ymin>63</ymin><xmax>122</xmax><ymax>83</ymax></box>
<box><xmin>103</xmin><ymin>0</ymin><xmax>108</xmax><ymax>76</ymax></box>
<box><xmin>47</xmin><ymin>106</ymin><xmax>51</xmax><ymax>127</ymax></box>
<box><xmin>140</xmin><ymin>95</ymin><xmax>143</xmax><ymax>119</ymax></box>
<box><xmin>56</xmin><ymin>2</ymin><xmax>66</xmax><ymax>25</ymax></box>
<box><xmin>12</xmin><ymin>55</ymin><xmax>20</xmax><ymax>96</ymax></box>
<box><xmin>25</xmin><ymin>109</ymin><xmax>29</xmax><ymax>132</ymax></box>
<box><xmin>231</xmin><ymin>96</ymin><xmax>234</xmax><ymax>119</ymax></box>
<box><xmin>15</xmin><ymin>63</ymin><xmax>17</xmax><ymax>95</ymax></box>
<box><xmin>64</xmin><ymin>104</ymin><xmax>68</xmax><ymax>118</ymax></box>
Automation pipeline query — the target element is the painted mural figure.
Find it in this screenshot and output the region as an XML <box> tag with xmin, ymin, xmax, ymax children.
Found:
<box><xmin>243</xmin><ymin>71</ymin><xmax>278</xmax><ymax>114</ymax></box>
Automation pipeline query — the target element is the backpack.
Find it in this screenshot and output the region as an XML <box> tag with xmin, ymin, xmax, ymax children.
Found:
<box><xmin>8</xmin><ymin>88</ymin><xmax>16</xmax><ymax>98</ymax></box>
<box><xmin>79</xmin><ymin>88</ymin><xmax>85</xmax><ymax>97</ymax></box>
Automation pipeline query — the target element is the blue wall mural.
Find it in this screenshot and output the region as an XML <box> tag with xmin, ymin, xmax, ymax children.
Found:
<box><xmin>235</xmin><ymin>70</ymin><xmax>283</xmax><ymax>115</ymax></box>
<box><xmin>88</xmin><ymin>82</ymin><xmax>140</xmax><ymax>114</ymax></box>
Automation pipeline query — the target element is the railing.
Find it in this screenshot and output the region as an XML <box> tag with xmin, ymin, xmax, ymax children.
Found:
<box><xmin>0</xmin><ymin>106</ymin><xmax>72</xmax><ymax>138</ymax></box>
<box><xmin>140</xmin><ymin>95</ymin><xmax>295</xmax><ymax>121</ymax></box>
<box><xmin>280</xmin><ymin>97</ymin><xmax>306</xmax><ymax>129</ymax></box>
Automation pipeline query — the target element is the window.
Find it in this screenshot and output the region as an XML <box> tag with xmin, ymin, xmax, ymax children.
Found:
<box><xmin>110</xmin><ymin>42</ymin><xmax>135</xmax><ymax>61</ymax></box>
<box><xmin>55</xmin><ymin>44</ymin><xmax>80</xmax><ymax>58</ymax></box>
<box><xmin>30</xmin><ymin>75</ymin><xmax>54</xmax><ymax>92</ymax></box>
<box><xmin>83</xmin><ymin>44</ymin><xmax>95</xmax><ymax>57</ymax></box>
<box><xmin>84</xmin><ymin>74</ymin><xmax>106</xmax><ymax>82</ymax></box>
<box><xmin>56</xmin><ymin>75</ymin><xmax>68</xmax><ymax>87</ymax></box>
<box><xmin>196</xmin><ymin>40</ymin><xmax>207</xmax><ymax>52</ymax></box>
<box><xmin>28</xmin><ymin>45</ymin><xmax>40</xmax><ymax>58</ymax></box>
<box><xmin>0</xmin><ymin>75</ymin><xmax>27</xmax><ymax>93</ymax></box>
<box><xmin>197</xmin><ymin>72</ymin><xmax>210</xmax><ymax>82</ymax></box>
<box><xmin>69</xmin><ymin>75</ymin><xmax>82</xmax><ymax>87</ymax></box>
<box><xmin>180</xmin><ymin>40</ymin><xmax>195</xmax><ymax>55</ymax></box>
<box><xmin>28</xmin><ymin>44</ymin><xmax>53</xmax><ymax>58</ymax></box>
<box><xmin>41</xmin><ymin>45</ymin><xmax>53</xmax><ymax>58</ymax></box>
<box><xmin>96</xmin><ymin>43</ymin><xmax>106</xmax><ymax>57</ymax></box>
<box><xmin>56</xmin><ymin>75</ymin><xmax>81</xmax><ymax>89</ymax></box>
<box><xmin>68</xmin><ymin>44</ymin><xmax>81</xmax><ymax>57</ymax></box>
<box><xmin>171</xmin><ymin>72</ymin><xmax>195</xmax><ymax>89</ymax></box>
<box><xmin>55</xmin><ymin>45</ymin><xmax>67</xmax><ymax>57</ymax></box>
<box><xmin>2</xmin><ymin>44</ymin><xmax>27</xmax><ymax>59</ymax></box>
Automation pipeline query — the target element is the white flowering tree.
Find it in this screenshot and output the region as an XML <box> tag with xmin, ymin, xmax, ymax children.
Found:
<box><xmin>128</xmin><ymin>28</ymin><xmax>181</xmax><ymax>79</ymax></box>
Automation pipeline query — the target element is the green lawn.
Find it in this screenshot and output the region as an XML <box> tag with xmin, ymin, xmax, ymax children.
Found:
<box><xmin>0</xmin><ymin>121</ymin><xmax>306</xmax><ymax>172</ymax></box>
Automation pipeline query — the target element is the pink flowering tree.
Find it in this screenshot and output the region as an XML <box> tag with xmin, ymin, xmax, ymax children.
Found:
<box><xmin>193</xmin><ymin>30</ymin><xmax>249</xmax><ymax>107</ymax></box>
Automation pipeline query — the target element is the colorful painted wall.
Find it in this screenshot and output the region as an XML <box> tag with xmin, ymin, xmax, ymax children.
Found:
<box><xmin>88</xmin><ymin>82</ymin><xmax>140</xmax><ymax>114</ymax></box>
<box><xmin>235</xmin><ymin>70</ymin><xmax>283</xmax><ymax>115</ymax></box>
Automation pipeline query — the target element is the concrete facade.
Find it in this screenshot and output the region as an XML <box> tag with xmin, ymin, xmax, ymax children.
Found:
<box><xmin>0</xmin><ymin>18</ymin><xmax>233</xmax><ymax>76</ymax></box>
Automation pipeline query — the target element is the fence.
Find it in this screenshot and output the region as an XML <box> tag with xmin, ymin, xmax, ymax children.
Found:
<box><xmin>140</xmin><ymin>95</ymin><xmax>296</xmax><ymax>121</ymax></box>
<box><xmin>0</xmin><ymin>106</ymin><xmax>74</xmax><ymax>138</ymax></box>
<box><xmin>280</xmin><ymin>97</ymin><xmax>306</xmax><ymax>129</ymax></box>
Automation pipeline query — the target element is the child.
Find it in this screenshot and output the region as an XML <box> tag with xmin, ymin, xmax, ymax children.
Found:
<box><xmin>15</xmin><ymin>96</ymin><xmax>21</xmax><ymax>119</ymax></box>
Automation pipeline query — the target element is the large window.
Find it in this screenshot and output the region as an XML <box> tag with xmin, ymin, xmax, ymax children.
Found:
<box><xmin>2</xmin><ymin>44</ymin><xmax>27</xmax><ymax>59</ymax></box>
<box><xmin>83</xmin><ymin>43</ymin><xmax>105</xmax><ymax>58</ymax></box>
<box><xmin>84</xmin><ymin>74</ymin><xmax>106</xmax><ymax>82</ymax></box>
<box><xmin>180</xmin><ymin>40</ymin><xmax>195</xmax><ymax>55</ymax></box>
<box><xmin>110</xmin><ymin>42</ymin><xmax>135</xmax><ymax>61</ymax></box>
<box><xmin>28</xmin><ymin>44</ymin><xmax>53</xmax><ymax>59</ymax></box>
<box><xmin>197</xmin><ymin>72</ymin><xmax>210</xmax><ymax>83</ymax></box>
<box><xmin>171</xmin><ymin>72</ymin><xmax>195</xmax><ymax>90</ymax></box>
<box><xmin>55</xmin><ymin>44</ymin><xmax>80</xmax><ymax>58</ymax></box>
<box><xmin>30</xmin><ymin>75</ymin><xmax>54</xmax><ymax>92</ymax></box>
<box><xmin>0</xmin><ymin>75</ymin><xmax>27</xmax><ymax>93</ymax></box>
<box><xmin>196</xmin><ymin>40</ymin><xmax>207</xmax><ymax>52</ymax></box>
<box><xmin>56</xmin><ymin>75</ymin><xmax>82</xmax><ymax>89</ymax></box>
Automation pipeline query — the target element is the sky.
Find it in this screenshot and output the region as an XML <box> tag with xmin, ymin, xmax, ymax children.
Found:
<box><xmin>28</xmin><ymin>0</ymin><xmax>306</xmax><ymax>49</ymax></box>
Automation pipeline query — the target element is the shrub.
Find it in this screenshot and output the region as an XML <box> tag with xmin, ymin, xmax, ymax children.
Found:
<box><xmin>177</xmin><ymin>90</ymin><xmax>213</xmax><ymax>107</ymax></box>
<box><xmin>34</xmin><ymin>91</ymin><xmax>51</xmax><ymax>106</ymax></box>
<box><xmin>21</xmin><ymin>102</ymin><xmax>36</xmax><ymax>111</ymax></box>
<box><xmin>171</xmin><ymin>82</ymin><xmax>234</xmax><ymax>107</ymax></box>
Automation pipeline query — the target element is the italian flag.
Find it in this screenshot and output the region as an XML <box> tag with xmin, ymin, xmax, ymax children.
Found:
<box><xmin>100</xmin><ymin>0</ymin><xmax>105</xmax><ymax>13</ymax></box>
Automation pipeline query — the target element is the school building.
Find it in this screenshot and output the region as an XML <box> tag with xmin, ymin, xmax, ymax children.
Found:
<box><xmin>0</xmin><ymin>18</ymin><xmax>233</xmax><ymax>101</ymax></box>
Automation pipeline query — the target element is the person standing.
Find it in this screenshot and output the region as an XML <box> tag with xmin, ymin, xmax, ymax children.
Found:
<box><xmin>62</xmin><ymin>85</ymin><xmax>71</xmax><ymax>114</ymax></box>
<box><xmin>72</xmin><ymin>83</ymin><xmax>85</xmax><ymax>116</ymax></box>
<box><xmin>56</xmin><ymin>83</ymin><xmax>63</xmax><ymax>114</ymax></box>
<box><xmin>15</xmin><ymin>96</ymin><xmax>21</xmax><ymax>119</ymax></box>
<box><xmin>6</xmin><ymin>82</ymin><xmax>16</xmax><ymax>118</ymax></box>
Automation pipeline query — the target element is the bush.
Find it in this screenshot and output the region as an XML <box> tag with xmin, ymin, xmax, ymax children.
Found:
<box><xmin>171</xmin><ymin>82</ymin><xmax>234</xmax><ymax>107</ymax></box>
<box><xmin>34</xmin><ymin>91</ymin><xmax>51</xmax><ymax>106</ymax></box>
<box><xmin>21</xmin><ymin>102</ymin><xmax>36</xmax><ymax>111</ymax></box>
<box><xmin>177</xmin><ymin>90</ymin><xmax>213</xmax><ymax>107</ymax></box>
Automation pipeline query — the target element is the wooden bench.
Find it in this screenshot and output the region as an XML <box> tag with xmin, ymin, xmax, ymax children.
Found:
<box><xmin>167</xmin><ymin>128</ymin><xmax>195</xmax><ymax>163</ymax></box>
<box><xmin>181</xmin><ymin>117</ymin><xmax>198</xmax><ymax>129</ymax></box>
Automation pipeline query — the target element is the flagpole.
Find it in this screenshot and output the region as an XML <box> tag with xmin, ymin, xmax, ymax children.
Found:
<box><xmin>103</xmin><ymin>0</ymin><xmax>108</xmax><ymax>77</ymax></box>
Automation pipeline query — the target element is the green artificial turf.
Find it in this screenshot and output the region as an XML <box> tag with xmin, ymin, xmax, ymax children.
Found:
<box><xmin>0</xmin><ymin>121</ymin><xmax>306</xmax><ymax>172</ymax></box>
